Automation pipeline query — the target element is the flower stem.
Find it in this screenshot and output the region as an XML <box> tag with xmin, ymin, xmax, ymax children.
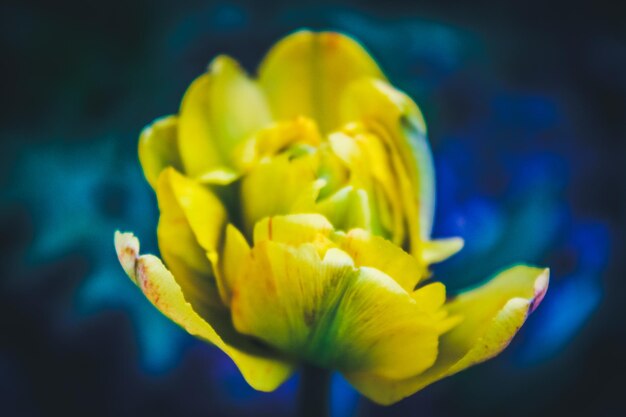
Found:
<box><xmin>297</xmin><ymin>364</ymin><xmax>331</xmax><ymax>417</ymax></box>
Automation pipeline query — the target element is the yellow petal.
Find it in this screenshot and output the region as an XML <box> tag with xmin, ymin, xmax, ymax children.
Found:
<box><xmin>196</xmin><ymin>167</ymin><xmax>240</xmax><ymax>185</ymax></box>
<box><xmin>340</xmin><ymin>78</ymin><xmax>434</xmax><ymax>254</ymax></box>
<box><xmin>258</xmin><ymin>30</ymin><xmax>385</xmax><ymax>133</ymax></box>
<box><xmin>253</xmin><ymin>213</ymin><xmax>334</xmax><ymax>246</ymax></box>
<box><xmin>234</xmin><ymin>116</ymin><xmax>321</xmax><ymax>172</ymax></box>
<box><xmin>215</xmin><ymin>224</ymin><xmax>250</xmax><ymax>306</ymax></box>
<box><xmin>315</xmin><ymin>185</ymin><xmax>375</xmax><ymax>234</ymax></box>
<box><xmin>177</xmin><ymin>73</ymin><xmax>222</xmax><ymax>176</ymax></box>
<box><xmin>231</xmin><ymin>241</ymin><xmax>440</xmax><ymax>380</ymax></box>
<box><xmin>328</xmin><ymin>129</ymin><xmax>404</xmax><ymax>244</ymax></box>
<box><xmin>114</xmin><ymin>231</ymin><xmax>294</xmax><ymax>391</ymax></box>
<box><xmin>316</xmin><ymin>144</ymin><xmax>350</xmax><ymax>200</ymax></box>
<box><xmin>138</xmin><ymin>115</ymin><xmax>183</xmax><ymax>189</ymax></box>
<box><xmin>346</xmin><ymin>265</ymin><xmax>549</xmax><ymax>405</ymax></box>
<box><xmin>411</xmin><ymin>282</ymin><xmax>446</xmax><ymax>313</ymax></box>
<box><xmin>333</xmin><ymin>228</ymin><xmax>428</xmax><ymax>292</ymax></box>
<box><xmin>178</xmin><ymin>55</ymin><xmax>272</xmax><ymax>177</ymax></box>
<box><xmin>240</xmin><ymin>151</ymin><xmax>321</xmax><ymax>236</ymax></box>
<box><xmin>420</xmin><ymin>237</ymin><xmax>465</xmax><ymax>264</ymax></box>
<box><xmin>156</xmin><ymin>168</ymin><xmax>227</xmax><ymax>307</ymax></box>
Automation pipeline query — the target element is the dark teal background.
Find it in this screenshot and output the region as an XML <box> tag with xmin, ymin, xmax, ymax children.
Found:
<box><xmin>1</xmin><ymin>0</ymin><xmax>624</xmax><ymax>416</ymax></box>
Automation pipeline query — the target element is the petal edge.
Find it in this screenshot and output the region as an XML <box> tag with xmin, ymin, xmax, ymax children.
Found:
<box><xmin>114</xmin><ymin>231</ymin><xmax>295</xmax><ymax>391</ymax></box>
<box><xmin>345</xmin><ymin>265</ymin><xmax>549</xmax><ymax>405</ymax></box>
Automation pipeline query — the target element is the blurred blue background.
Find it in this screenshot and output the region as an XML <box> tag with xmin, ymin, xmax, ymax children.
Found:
<box><xmin>1</xmin><ymin>0</ymin><xmax>624</xmax><ymax>416</ymax></box>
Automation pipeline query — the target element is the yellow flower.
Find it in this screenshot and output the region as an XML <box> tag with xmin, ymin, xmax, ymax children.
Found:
<box><xmin>115</xmin><ymin>30</ymin><xmax>549</xmax><ymax>405</ymax></box>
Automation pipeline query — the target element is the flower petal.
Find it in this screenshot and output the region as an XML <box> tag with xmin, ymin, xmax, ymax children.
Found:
<box><xmin>258</xmin><ymin>30</ymin><xmax>384</xmax><ymax>133</ymax></box>
<box><xmin>156</xmin><ymin>168</ymin><xmax>227</xmax><ymax>307</ymax></box>
<box><xmin>114</xmin><ymin>231</ymin><xmax>140</xmax><ymax>284</ymax></box>
<box><xmin>411</xmin><ymin>282</ymin><xmax>446</xmax><ymax>313</ymax></box>
<box><xmin>345</xmin><ymin>265</ymin><xmax>549</xmax><ymax>405</ymax></box>
<box><xmin>178</xmin><ymin>55</ymin><xmax>272</xmax><ymax>177</ymax></box>
<box><xmin>420</xmin><ymin>237</ymin><xmax>465</xmax><ymax>264</ymax></box>
<box><xmin>253</xmin><ymin>213</ymin><xmax>334</xmax><ymax>246</ymax></box>
<box><xmin>138</xmin><ymin>115</ymin><xmax>183</xmax><ymax>189</ymax></box>
<box><xmin>333</xmin><ymin>228</ymin><xmax>428</xmax><ymax>292</ymax></box>
<box><xmin>240</xmin><ymin>151</ymin><xmax>322</xmax><ymax>236</ymax></box>
<box><xmin>215</xmin><ymin>224</ymin><xmax>250</xmax><ymax>306</ymax></box>
<box><xmin>328</xmin><ymin>129</ymin><xmax>404</xmax><ymax>243</ymax></box>
<box><xmin>315</xmin><ymin>186</ymin><xmax>376</xmax><ymax>233</ymax></box>
<box><xmin>114</xmin><ymin>231</ymin><xmax>294</xmax><ymax>391</ymax></box>
<box><xmin>196</xmin><ymin>167</ymin><xmax>240</xmax><ymax>185</ymax></box>
<box><xmin>341</xmin><ymin>78</ymin><xmax>435</xmax><ymax>254</ymax></box>
<box><xmin>234</xmin><ymin>117</ymin><xmax>321</xmax><ymax>172</ymax></box>
<box><xmin>231</xmin><ymin>241</ymin><xmax>440</xmax><ymax>380</ymax></box>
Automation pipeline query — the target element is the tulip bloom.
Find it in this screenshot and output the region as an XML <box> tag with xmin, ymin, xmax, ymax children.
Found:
<box><xmin>115</xmin><ymin>30</ymin><xmax>548</xmax><ymax>405</ymax></box>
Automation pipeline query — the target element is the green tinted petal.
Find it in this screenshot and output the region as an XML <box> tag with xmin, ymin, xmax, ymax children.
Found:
<box><xmin>231</xmin><ymin>240</ymin><xmax>439</xmax><ymax>380</ymax></box>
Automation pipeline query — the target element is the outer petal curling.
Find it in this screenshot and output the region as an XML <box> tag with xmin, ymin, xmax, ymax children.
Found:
<box><xmin>114</xmin><ymin>232</ymin><xmax>294</xmax><ymax>391</ymax></box>
<box><xmin>258</xmin><ymin>30</ymin><xmax>385</xmax><ymax>133</ymax></box>
<box><xmin>345</xmin><ymin>265</ymin><xmax>549</xmax><ymax>405</ymax></box>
